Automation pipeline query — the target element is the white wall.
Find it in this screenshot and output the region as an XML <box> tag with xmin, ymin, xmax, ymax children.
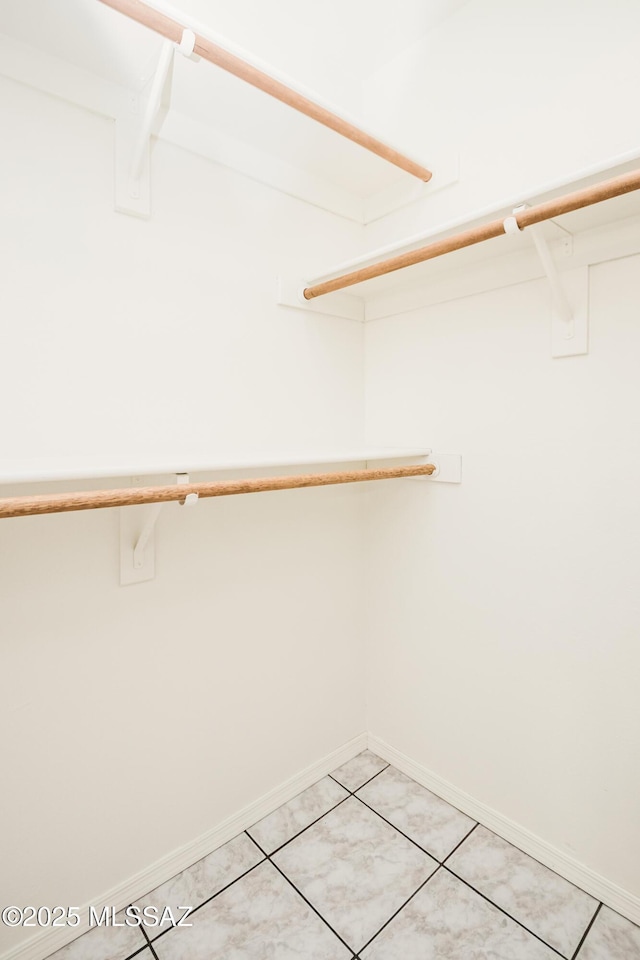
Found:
<box><xmin>361</xmin><ymin>0</ymin><xmax>640</xmax><ymax>905</ymax></box>
<box><xmin>0</xmin><ymin>78</ymin><xmax>366</xmax><ymax>955</ymax></box>
<box><xmin>363</xmin><ymin>0</ymin><xmax>640</xmax><ymax>243</ymax></box>
<box><xmin>0</xmin><ymin>79</ymin><xmax>364</xmax><ymax>463</ymax></box>
<box><xmin>364</xmin><ymin>253</ymin><xmax>640</xmax><ymax>898</ymax></box>
<box><xmin>3</xmin><ymin>0</ymin><xmax>640</xmax><ymax>952</ymax></box>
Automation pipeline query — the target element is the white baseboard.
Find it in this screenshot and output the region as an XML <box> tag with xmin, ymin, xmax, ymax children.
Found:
<box><xmin>3</xmin><ymin>732</ymin><xmax>367</xmax><ymax>960</ymax></box>
<box><xmin>368</xmin><ymin>733</ymin><xmax>640</xmax><ymax>928</ymax></box>
<box><xmin>8</xmin><ymin>729</ymin><xmax>639</xmax><ymax>960</ymax></box>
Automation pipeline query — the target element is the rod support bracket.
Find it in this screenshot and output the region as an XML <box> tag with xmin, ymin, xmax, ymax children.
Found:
<box><xmin>115</xmin><ymin>38</ymin><xmax>177</xmax><ymax>218</ymax></box>
<box><xmin>505</xmin><ymin>205</ymin><xmax>588</xmax><ymax>358</ymax></box>
<box><xmin>276</xmin><ymin>277</ymin><xmax>365</xmax><ymax>322</ymax></box>
<box><xmin>409</xmin><ymin>453</ymin><xmax>462</xmax><ymax>483</ymax></box>
<box><xmin>503</xmin><ymin>214</ymin><xmax>522</xmax><ymax>235</ymax></box>
<box><xmin>177</xmin><ymin>29</ymin><xmax>197</xmax><ymax>58</ymax></box>
<box><xmin>176</xmin><ymin>473</ymin><xmax>198</xmax><ymax>506</ymax></box>
<box><xmin>120</xmin><ymin>473</ymin><xmax>196</xmax><ymax>585</ymax></box>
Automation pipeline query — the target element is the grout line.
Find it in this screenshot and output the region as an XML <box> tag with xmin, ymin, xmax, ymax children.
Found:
<box><xmin>116</xmin><ymin>911</ymin><xmax>152</xmax><ymax>960</ymax></box>
<box><xmin>123</xmin><ymin>764</ymin><xmax>602</xmax><ymax>960</ymax></box>
<box><xmin>119</xmin><ymin>773</ymin><xmax>372</xmax><ymax>952</ymax></box>
<box><xmin>348</xmin><ymin>776</ymin><xmax>582</xmax><ymax>956</ymax></box>
<box><xmin>124</xmin><ymin>947</ymin><xmax>154</xmax><ymax>960</ymax></box>
<box><xmin>249</xmin><ymin>836</ymin><xmax>355</xmax><ymax>954</ymax></box>
<box><xmin>137</xmin><ymin>770</ymin><xmax>363</xmax><ymax>948</ymax></box>
<box><xmin>256</xmin><ymin>793</ymin><xmax>351</xmax><ymax>858</ymax></box>
<box><xmin>352</xmin><ymin>792</ymin><xmax>444</xmax><ymax>863</ymax></box>
<box><xmin>138</xmin><ymin>908</ymin><xmax>152</xmax><ymax>946</ymax></box>
<box><xmin>357</xmin><ymin>865</ymin><xmax>442</xmax><ymax>954</ymax></box>
<box><xmin>443</xmin><ymin>865</ymin><xmax>567</xmax><ymax>959</ymax></box>
<box><xmin>145</xmin><ymin>939</ymin><xmax>160</xmax><ymax>960</ymax></box>
<box><xmin>352</xmin><ymin>764</ymin><xmax>391</xmax><ymax>792</ymax></box>
<box><xmin>245</xmin><ymin>833</ymin><xmax>265</xmax><ymax>856</ymax></box>
<box><xmin>143</xmin><ymin>856</ymin><xmax>266</xmax><ymax>944</ymax></box>
<box><xmin>329</xmin><ymin>763</ymin><xmax>389</xmax><ymax>795</ymax></box>
<box><xmin>441</xmin><ymin>821</ymin><xmax>479</xmax><ymax>865</ymax></box>
<box><xmin>571</xmin><ymin>902</ymin><xmax>602</xmax><ymax>960</ymax></box>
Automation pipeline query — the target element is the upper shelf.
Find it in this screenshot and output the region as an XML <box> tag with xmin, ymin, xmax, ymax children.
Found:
<box><xmin>300</xmin><ymin>153</ymin><xmax>640</xmax><ymax>310</ymax></box>
<box><xmin>0</xmin><ymin>448</ymin><xmax>432</xmax><ymax>486</ymax></box>
<box><xmin>98</xmin><ymin>0</ymin><xmax>431</xmax><ymax>183</ymax></box>
<box><xmin>0</xmin><ymin>0</ymin><xmax>441</xmax><ymax>223</ymax></box>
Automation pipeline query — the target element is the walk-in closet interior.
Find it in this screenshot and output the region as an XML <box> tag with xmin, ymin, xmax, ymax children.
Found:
<box><xmin>1</xmin><ymin>1</ymin><xmax>640</xmax><ymax>958</ymax></box>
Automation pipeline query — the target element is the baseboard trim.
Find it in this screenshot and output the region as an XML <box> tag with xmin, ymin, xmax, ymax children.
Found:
<box><xmin>7</xmin><ymin>730</ymin><xmax>639</xmax><ymax>960</ymax></box>
<box><xmin>3</xmin><ymin>732</ymin><xmax>367</xmax><ymax>960</ymax></box>
<box><xmin>368</xmin><ymin>733</ymin><xmax>640</xmax><ymax>927</ymax></box>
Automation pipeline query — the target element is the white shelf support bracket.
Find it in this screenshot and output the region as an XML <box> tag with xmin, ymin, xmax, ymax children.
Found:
<box><xmin>507</xmin><ymin>205</ymin><xmax>588</xmax><ymax>358</ymax></box>
<box><xmin>407</xmin><ymin>453</ymin><xmax>461</xmax><ymax>483</ymax></box>
<box><xmin>120</xmin><ymin>472</ymin><xmax>198</xmax><ymax>585</ymax></box>
<box><xmin>132</xmin><ymin>502</ymin><xmax>162</xmax><ymax>570</ymax></box>
<box><xmin>176</xmin><ymin>472</ymin><xmax>199</xmax><ymax>507</ymax></box>
<box><xmin>426</xmin><ymin>453</ymin><xmax>462</xmax><ymax>483</ymax></box>
<box><xmin>115</xmin><ymin>31</ymin><xmax>197</xmax><ymax>218</ymax></box>
<box><xmin>120</xmin><ymin>495</ymin><xmax>161</xmax><ymax>586</ymax></box>
<box><xmin>276</xmin><ymin>277</ymin><xmax>365</xmax><ymax>322</ymax></box>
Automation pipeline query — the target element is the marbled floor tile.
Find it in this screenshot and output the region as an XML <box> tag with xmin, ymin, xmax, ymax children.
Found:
<box><xmin>46</xmin><ymin>914</ymin><xmax>146</xmax><ymax>960</ymax></box>
<box><xmin>578</xmin><ymin>905</ymin><xmax>640</xmax><ymax>959</ymax></box>
<box><xmin>133</xmin><ymin>833</ymin><xmax>264</xmax><ymax>940</ymax></box>
<box><xmin>356</xmin><ymin>765</ymin><xmax>475</xmax><ymax>861</ymax></box>
<box><xmin>272</xmin><ymin>795</ymin><xmax>438</xmax><ymax>952</ymax></box>
<box><xmin>247</xmin><ymin>776</ymin><xmax>348</xmax><ymax>854</ymax></box>
<box><xmin>447</xmin><ymin>825</ymin><xmax>598</xmax><ymax>957</ymax></box>
<box><xmin>360</xmin><ymin>868</ymin><xmax>558</xmax><ymax>959</ymax></box>
<box><xmin>330</xmin><ymin>751</ymin><xmax>388</xmax><ymax>792</ymax></box>
<box><xmin>152</xmin><ymin>859</ymin><xmax>351</xmax><ymax>960</ymax></box>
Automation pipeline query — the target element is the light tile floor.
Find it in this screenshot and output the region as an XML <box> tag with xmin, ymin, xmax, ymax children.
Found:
<box><xmin>48</xmin><ymin>750</ymin><xmax>640</xmax><ymax>960</ymax></box>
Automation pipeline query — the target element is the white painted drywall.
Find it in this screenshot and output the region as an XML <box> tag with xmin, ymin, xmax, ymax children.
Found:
<box><xmin>364</xmin><ymin>254</ymin><xmax>640</xmax><ymax>897</ymax></box>
<box><xmin>0</xmin><ymin>78</ymin><xmax>365</xmax><ymax>955</ymax></box>
<box><xmin>363</xmin><ymin>0</ymin><xmax>640</xmax><ymax>241</ymax></box>
<box><xmin>361</xmin><ymin>0</ymin><xmax>640</xmax><ymax>903</ymax></box>
<box><xmin>3</xmin><ymin>0</ymin><xmax>640</xmax><ymax>952</ymax></box>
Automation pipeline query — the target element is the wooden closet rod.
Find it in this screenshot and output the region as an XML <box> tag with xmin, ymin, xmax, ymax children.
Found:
<box><xmin>303</xmin><ymin>167</ymin><xmax>640</xmax><ymax>299</ymax></box>
<box><xmin>97</xmin><ymin>0</ymin><xmax>432</xmax><ymax>183</ymax></box>
<box><xmin>0</xmin><ymin>464</ymin><xmax>436</xmax><ymax>519</ymax></box>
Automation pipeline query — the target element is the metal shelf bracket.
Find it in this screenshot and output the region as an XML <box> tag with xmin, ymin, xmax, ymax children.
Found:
<box><xmin>506</xmin><ymin>205</ymin><xmax>589</xmax><ymax>358</ymax></box>
<box><xmin>115</xmin><ymin>30</ymin><xmax>197</xmax><ymax>218</ymax></box>
<box><xmin>406</xmin><ymin>453</ymin><xmax>462</xmax><ymax>483</ymax></box>
<box><xmin>120</xmin><ymin>472</ymin><xmax>198</xmax><ymax>585</ymax></box>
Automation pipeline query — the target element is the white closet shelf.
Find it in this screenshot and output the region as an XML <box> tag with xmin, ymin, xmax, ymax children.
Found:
<box><xmin>299</xmin><ymin>152</ymin><xmax>640</xmax><ymax>306</ymax></box>
<box><xmin>0</xmin><ymin>448</ymin><xmax>432</xmax><ymax>486</ymax></box>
